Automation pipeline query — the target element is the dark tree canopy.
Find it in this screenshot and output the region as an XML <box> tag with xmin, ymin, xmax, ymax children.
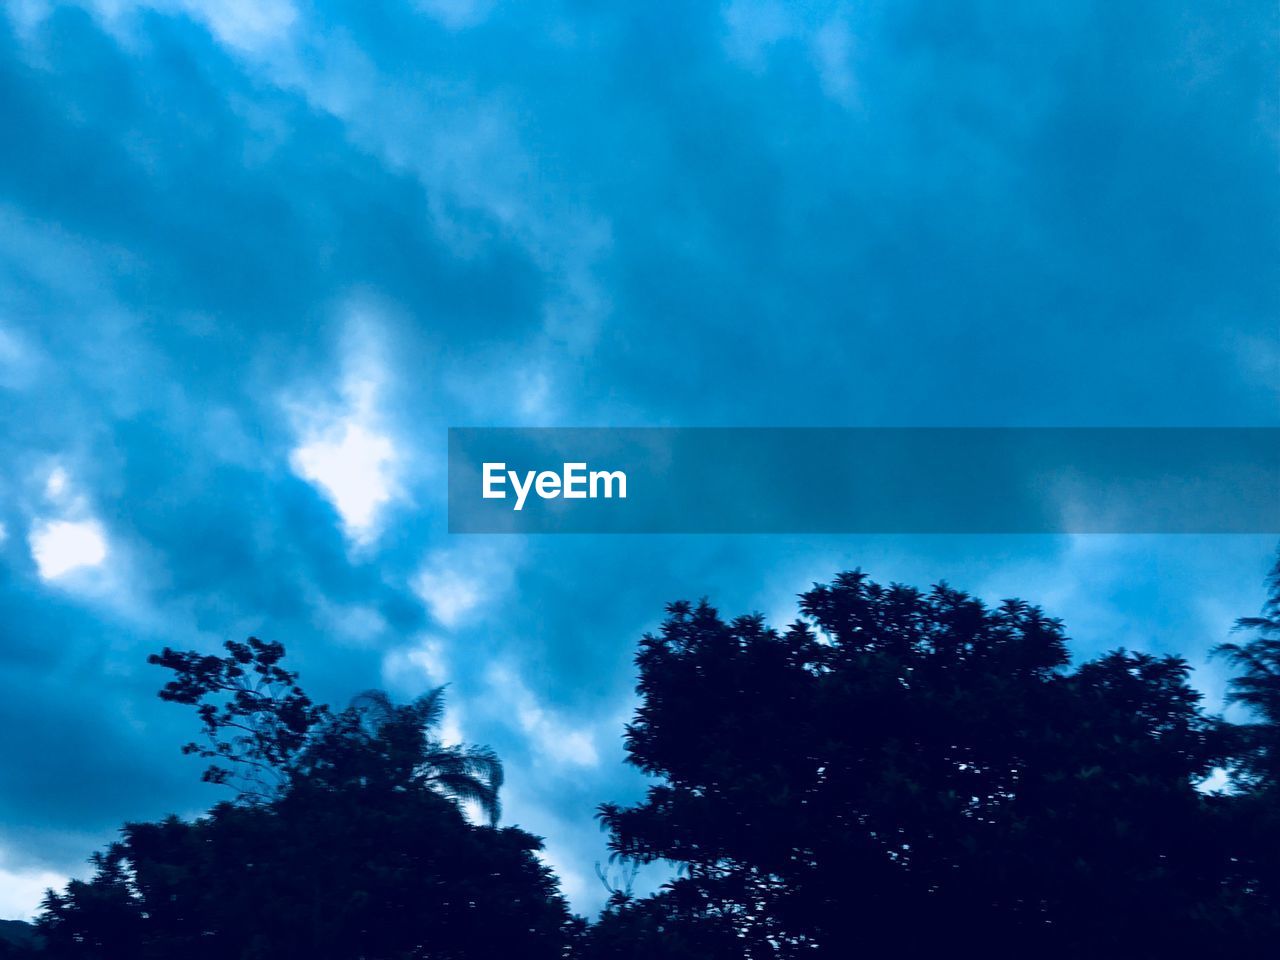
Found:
<box><xmin>148</xmin><ymin>637</ymin><xmax>329</xmax><ymax>801</ymax></box>
<box><xmin>31</xmin><ymin>641</ymin><xmax>576</xmax><ymax>960</ymax></box>
<box><xmin>14</xmin><ymin>560</ymin><xmax>1280</xmax><ymax>959</ymax></box>
<box><xmin>147</xmin><ymin>638</ymin><xmax>504</xmax><ymax>823</ymax></box>
<box><xmin>1208</xmin><ymin>555</ymin><xmax>1280</xmax><ymax>947</ymax></box>
<box><xmin>36</xmin><ymin>788</ymin><xmax>573</xmax><ymax>960</ymax></box>
<box><xmin>1217</xmin><ymin>556</ymin><xmax>1280</xmax><ymax>792</ymax></box>
<box><xmin>589</xmin><ymin>570</ymin><xmax>1280</xmax><ymax>957</ymax></box>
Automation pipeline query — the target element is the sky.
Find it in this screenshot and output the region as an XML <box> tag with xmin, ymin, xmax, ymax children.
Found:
<box><xmin>0</xmin><ymin>0</ymin><xmax>1277</xmax><ymax>920</ymax></box>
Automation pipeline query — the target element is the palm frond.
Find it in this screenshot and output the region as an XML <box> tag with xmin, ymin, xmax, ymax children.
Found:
<box><xmin>350</xmin><ymin>689</ymin><xmax>397</xmax><ymax>731</ymax></box>
<box><xmin>410</xmin><ymin>685</ymin><xmax>448</xmax><ymax>731</ymax></box>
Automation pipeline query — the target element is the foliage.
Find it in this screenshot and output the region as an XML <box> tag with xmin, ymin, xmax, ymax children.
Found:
<box><xmin>591</xmin><ymin>570</ymin><xmax>1276</xmax><ymax>956</ymax></box>
<box><xmin>36</xmin><ymin>788</ymin><xmax>574</xmax><ymax>960</ymax></box>
<box><xmin>1216</xmin><ymin>555</ymin><xmax>1280</xmax><ymax>791</ymax></box>
<box><xmin>20</xmin><ymin>559</ymin><xmax>1280</xmax><ymax>958</ymax></box>
<box><xmin>147</xmin><ymin>639</ymin><xmax>503</xmax><ymax>823</ymax></box>
<box><xmin>148</xmin><ymin>638</ymin><xmax>328</xmax><ymax>801</ymax></box>
<box><xmin>31</xmin><ymin>642</ymin><xmax>572</xmax><ymax>959</ymax></box>
<box><xmin>1210</xmin><ymin>555</ymin><xmax>1280</xmax><ymax>942</ymax></box>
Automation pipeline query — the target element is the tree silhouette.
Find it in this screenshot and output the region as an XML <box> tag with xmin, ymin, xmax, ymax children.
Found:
<box><xmin>345</xmin><ymin>688</ymin><xmax>504</xmax><ymax>825</ymax></box>
<box><xmin>1216</xmin><ymin>555</ymin><xmax>1280</xmax><ymax>792</ymax></box>
<box><xmin>147</xmin><ymin>639</ymin><xmax>503</xmax><ymax>823</ymax></box>
<box><xmin>31</xmin><ymin>640</ymin><xmax>576</xmax><ymax>959</ymax></box>
<box><xmin>16</xmin><ymin>562</ymin><xmax>1280</xmax><ymax>958</ymax></box>
<box><xmin>1211</xmin><ymin>555</ymin><xmax>1280</xmax><ymax>940</ymax></box>
<box><xmin>588</xmin><ymin>570</ymin><xmax>1277</xmax><ymax>957</ymax></box>
<box><xmin>148</xmin><ymin>637</ymin><xmax>328</xmax><ymax>801</ymax></box>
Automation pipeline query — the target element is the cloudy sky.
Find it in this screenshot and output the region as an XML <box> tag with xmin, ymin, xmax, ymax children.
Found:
<box><xmin>0</xmin><ymin>0</ymin><xmax>1277</xmax><ymax>919</ymax></box>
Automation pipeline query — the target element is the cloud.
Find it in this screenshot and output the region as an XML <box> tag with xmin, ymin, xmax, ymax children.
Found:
<box><xmin>0</xmin><ymin>846</ymin><xmax>64</xmax><ymax>921</ymax></box>
<box><xmin>414</xmin><ymin>565</ymin><xmax>483</xmax><ymax>628</ymax></box>
<box><xmin>412</xmin><ymin>541</ymin><xmax>520</xmax><ymax>629</ymax></box>
<box><xmin>0</xmin><ymin>0</ymin><xmax>1274</xmax><ymax>923</ymax></box>
<box><xmin>534</xmin><ymin>846</ymin><xmax>591</xmax><ymax>908</ymax></box>
<box><xmin>310</xmin><ymin>595</ymin><xmax>389</xmax><ymax>647</ymax></box>
<box><xmin>722</xmin><ymin>0</ymin><xmax>796</xmax><ymax>69</ymax></box>
<box><xmin>23</xmin><ymin>464</ymin><xmax>113</xmax><ymax>582</ymax></box>
<box><xmin>28</xmin><ymin>518</ymin><xmax>108</xmax><ymax>580</ymax></box>
<box><xmin>487</xmin><ymin>663</ymin><xmax>599</xmax><ymax>768</ymax></box>
<box><xmin>0</xmin><ymin>322</ymin><xmax>38</xmax><ymax>390</ymax></box>
<box><xmin>437</xmin><ymin>703</ymin><xmax>464</xmax><ymax>747</ymax></box>
<box><xmin>291</xmin><ymin>423</ymin><xmax>396</xmax><ymax>539</ymax></box>
<box><xmin>43</xmin><ymin>465</ymin><xmax>68</xmax><ymax>499</ymax></box>
<box><xmin>288</xmin><ymin>319</ymin><xmax>402</xmax><ymax>546</ymax></box>
<box><xmin>415</xmin><ymin>0</ymin><xmax>492</xmax><ymax>32</ymax></box>
<box><xmin>72</xmin><ymin>0</ymin><xmax>297</xmax><ymax>53</ymax></box>
<box><xmin>811</xmin><ymin>14</ymin><xmax>858</xmax><ymax>106</ymax></box>
<box><xmin>382</xmin><ymin>634</ymin><xmax>450</xmax><ymax>691</ymax></box>
<box><xmin>172</xmin><ymin>0</ymin><xmax>296</xmax><ymax>52</ymax></box>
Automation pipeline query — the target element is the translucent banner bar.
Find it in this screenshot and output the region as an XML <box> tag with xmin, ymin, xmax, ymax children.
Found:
<box><xmin>448</xmin><ymin>428</ymin><xmax>1280</xmax><ymax>534</ymax></box>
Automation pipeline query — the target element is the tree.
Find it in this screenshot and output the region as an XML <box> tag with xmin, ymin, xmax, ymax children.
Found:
<box><xmin>1216</xmin><ymin>555</ymin><xmax>1280</xmax><ymax>792</ymax></box>
<box><xmin>37</xmin><ymin>790</ymin><xmax>575</xmax><ymax>960</ymax></box>
<box><xmin>147</xmin><ymin>638</ymin><xmax>503</xmax><ymax>823</ymax></box>
<box><xmin>147</xmin><ymin>637</ymin><xmax>328</xmax><ymax>801</ymax></box>
<box><xmin>34</xmin><ymin>640</ymin><xmax>577</xmax><ymax>959</ymax></box>
<box><xmin>590</xmin><ymin>570</ymin><xmax>1272</xmax><ymax>957</ymax></box>
<box><xmin>1211</xmin><ymin>554</ymin><xmax>1280</xmax><ymax>936</ymax></box>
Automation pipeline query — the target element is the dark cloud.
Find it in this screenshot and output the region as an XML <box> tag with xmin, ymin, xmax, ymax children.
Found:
<box><xmin>0</xmin><ymin>0</ymin><xmax>1275</xmax><ymax>918</ymax></box>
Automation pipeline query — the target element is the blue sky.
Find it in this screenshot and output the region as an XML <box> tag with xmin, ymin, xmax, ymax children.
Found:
<box><xmin>0</xmin><ymin>0</ymin><xmax>1277</xmax><ymax>919</ymax></box>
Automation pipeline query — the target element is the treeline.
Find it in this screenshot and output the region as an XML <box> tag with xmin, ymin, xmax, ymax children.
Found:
<box><xmin>5</xmin><ymin>559</ymin><xmax>1280</xmax><ymax>958</ymax></box>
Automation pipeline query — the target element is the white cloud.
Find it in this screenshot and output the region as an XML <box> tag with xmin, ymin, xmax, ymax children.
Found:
<box><xmin>381</xmin><ymin>637</ymin><xmax>467</xmax><ymax>749</ymax></box>
<box><xmin>382</xmin><ymin>634</ymin><xmax>450</xmax><ymax>690</ymax></box>
<box><xmin>515</xmin><ymin>366</ymin><xmax>554</xmax><ymax>422</ymax></box>
<box><xmin>380</xmin><ymin>641</ymin><xmax>465</xmax><ymax>749</ymax></box>
<box><xmin>6</xmin><ymin>1</ymin><xmax>297</xmax><ymax>53</ymax></box>
<box><xmin>291</xmin><ymin>421</ymin><xmax>396</xmax><ymax>540</ymax></box>
<box><xmin>29</xmin><ymin>518</ymin><xmax>108</xmax><ymax>580</ymax></box>
<box><xmin>0</xmin><ymin>322</ymin><xmax>37</xmax><ymax>390</ymax></box>
<box><xmin>414</xmin><ymin>565</ymin><xmax>484</xmax><ymax>628</ymax></box>
<box><xmin>498</xmin><ymin>776</ymin><xmax>670</xmax><ymax>915</ymax></box>
<box><xmin>288</xmin><ymin>317</ymin><xmax>400</xmax><ymax>545</ymax></box>
<box><xmin>721</xmin><ymin>1</ymin><xmax>862</xmax><ymax>108</ymax></box>
<box><xmin>437</xmin><ymin>703</ymin><xmax>465</xmax><ymax>748</ymax></box>
<box><xmin>44</xmin><ymin>465</ymin><xmax>68</xmax><ymax>499</ymax></box>
<box><xmin>722</xmin><ymin>0</ymin><xmax>796</xmax><ymax>69</ymax></box>
<box><xmin>175</xmin><ymin>0</ymin><xmax>296</xmax><ymax>52</ymax></box>
<box><xmin>534</xmin><ymin>846</ymin><xmax>591</xmax><ymax>906</ymax></box>
<box><xmin>416</xmin><ymin>0</ymin><xmax>492</xmax><ymax>31</ymax></box>
<box><xmin>312</xmin><ymin>597</ymin><xmax>388</xmax><ymax>646</ymax></box>
<box><xmin>79</xmin><ymin>0</ymin><xmax>296</xmax><ymax>53</ymax></box>
<box><xmin>812</xmin><ymin>15</ymin><xmax>858</xmax><ymax>107</ymax></box>
<box><xmin>488</xmin><ymin>663</ymin><xmax>599</xmax><ymax>768</ymax></box>
<box><xmin>0</xmin><ymin>860</ymin><xmax>64</xmax><ymax>921</ymax></box>
<box><xmin>412</xmin><ymin>542</ymin><xmax>519</xmax><ymax>628</ymax></box>
<box><xmin>15</xmin><ymin>464</ymin><xmax>165</xmax><ymax>623</ymax></box>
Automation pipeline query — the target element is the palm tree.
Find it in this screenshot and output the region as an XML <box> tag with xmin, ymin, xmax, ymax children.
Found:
<box><xmin>153</xmin><ymin>639</ymin><xmax>505</xmax><ymax>823</ymax></box>
<box><xmin>349</xmin><ymin>687</ymin><xmax>505</xmax><ymax>825</ymax></box>
<box><xmin>1215</xmin><ymin>554</ymin><xmax>1280</xmax><ymax>790</ymax></box>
